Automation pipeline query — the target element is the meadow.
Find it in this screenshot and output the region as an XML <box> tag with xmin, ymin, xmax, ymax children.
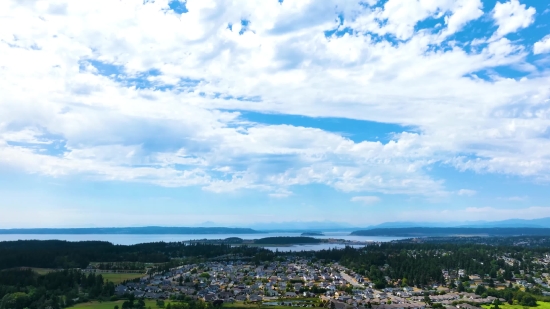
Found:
<box><xmin>69</xmin><ymin>300</ymin><xmax>316</xmax><ymax>309</ymax></box>
<box><xmin>482</xmin><ymin>302</ymin><xmax>550</xmax><ymax>309</ymax></box>
<box><xmin>70</xmin><ymin>300</ymin><xmax>164</xmax><ymax>309</ymax></box>
<box><xmin>100</xmin><ymin>272</ymin><xmax>146</xmax><ymax>284</ymax></box>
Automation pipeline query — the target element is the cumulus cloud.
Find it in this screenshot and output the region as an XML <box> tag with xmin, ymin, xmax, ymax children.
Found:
<box><xmin>444</xmin><ymin>0</ymin><xmax>484</xmax><ymax>36</ymax></box>
<box><xmin>350</xmin><ymin>196</ymin><xmax>381</xmax><ymax>205</ymax></box>
<box><xmin>0</xmin><ymin>0</ymin><xmax>548</xmax><ymax>200</ymax></box>
<box><xmin>492</xmin><ymin>0</ymin><xmax>536</xmax><ymax>38</ymax></box>
<box><xmin>534</xmin><ymin>35</ymin><xmax>550</xmax><ymax>54</ymax></box>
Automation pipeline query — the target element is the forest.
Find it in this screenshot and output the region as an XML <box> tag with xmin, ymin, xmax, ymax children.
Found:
<box><xmin>309</xmin><ymin>242</ymin><xmax>547</xmax><ymax>289</ymax></box>
<box><xmin>0</xmin><ymin>269</ymin><xmax>114</xmax><ymax>309</ymax></box>
<box><xmin>0</xmin><ymin>240</ymin><xmax>275</xmax><ymax>269</ymax></box>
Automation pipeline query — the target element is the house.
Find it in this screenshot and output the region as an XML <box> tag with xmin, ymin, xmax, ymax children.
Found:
<box><xmin>457</xmin><ymin>304</ymin><xmax>482</xmax><ymax>309</ymax></box>
<box><xmin>202</xmin><ymin>294</ymin><xmax>217</xmax><ymax>302</ymax></box>
<box><xmin>285</xmin><ymin>292</ymin><xmax>298</xmax><ymax>297</ymax></box>
<box><xmin>330</xmin><ymin>301</ymin><xmax>350</xmax><ymax>309</ymax></box>
<box><xmin>115</xmin><ymin>285</ymin><xmax>127</xmax><ymax>296</ymax></box>
<box><xmin>249</xmin><ymin>295</ymin><xmax>263</xmax><ymax>302</ymax></box>
<box><xmin>144</xmin><ymin>292</ymin><xmax>161</xmax><ymax>299</ymax></box>
<box><xmin>219</xmin><ymin>291</ymin><xmax>233</xmax><ymax>300</ymax></box>
<box><xmin>235</xmin><ymin>295</ymin><xmax>247</xmax><ymax>301</ymax></box>
<box><xmin>265</xmin><ymin>288</ymin><xmax>278</xmax><ymax>297</ymax></box>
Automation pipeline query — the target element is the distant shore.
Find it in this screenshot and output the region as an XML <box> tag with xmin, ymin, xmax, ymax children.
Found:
<box><xmin>0</xmin><ymin>227</ymin><xmax>264</xmax><ymax>235</ymax></box>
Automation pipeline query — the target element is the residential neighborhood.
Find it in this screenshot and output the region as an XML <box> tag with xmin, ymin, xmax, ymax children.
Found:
<box><xmin>106</xmin><ymin>255</ymin><xmax>547</xmax><ymax>309</ymax></box>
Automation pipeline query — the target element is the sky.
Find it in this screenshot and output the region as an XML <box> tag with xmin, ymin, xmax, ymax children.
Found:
<box><xmin>1</xmin><ymin>0</ymin><xmax>550</xmax><ymax>228</ymax></box>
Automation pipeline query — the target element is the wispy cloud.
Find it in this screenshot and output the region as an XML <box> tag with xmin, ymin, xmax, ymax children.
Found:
<box><xmin>350</xmin><ymin>196</ymin><xmax>381</xmax><ymax>205</ymax></box>
<box><xmin>457</xmin><ymin>189</ymin><xmax>477</xmax><ymax>196</ymax></box>
<box><xmin>498</xmin><ymin>196</ymin><xmax>528</xmax><ymax>201</ymax></box>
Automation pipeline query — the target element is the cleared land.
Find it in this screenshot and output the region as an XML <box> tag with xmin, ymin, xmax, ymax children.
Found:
<box><xmin>71</xmin><ymin>301</ymin><xmax>312</xmax><ymax>309</ymax></box>
<box><xmin>70</xmin><ymin>300</ymin><xmax>165</xmax><ymax>309</ymax></box>
<box><xmin>29</xmin><ymin>267</ymin><xmax>57</xmax><ymax>275</ymax></box>
<box><xmin>482</xmin><ymin>302</ymin><xmax>550</xmax><ymax>309</ymax></box>
<box><xmin>100</xmin><ymin>273</ymin><xmax>145</xmax><ymax>284</ymax></box>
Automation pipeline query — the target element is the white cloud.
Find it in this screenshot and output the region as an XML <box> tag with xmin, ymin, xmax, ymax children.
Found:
<box><xmin>444</xmin><ymin>0</ymin><xmax>484</xmax><ymax>36</ymax></box>
<box><xmin>0</xmin><ymin>0</ymin><xmax>549</xmax><ymax>200</ymax></box>
<box><xmin>457</xmin><ymin>189</ymin><xmax>477</xmax><ymax>196</ymax></box>
<box><xmin>492</xmin><ymin>0</ymin><xmax>536</xmax><ymax>38</ymax></box>
<box><xmin>350</xmin><ymin>196</ymin><xmax>381</xmax><ymax>204</ymax></box>
<box><xmin>534</xmin><ymin>35</ymin><xmax>550</xmax><ymax>54</ymax></box>
<box><xmin>498</xmin><ymin>196</ymin><xmax>528</xmax><ymax>201</ymax></box>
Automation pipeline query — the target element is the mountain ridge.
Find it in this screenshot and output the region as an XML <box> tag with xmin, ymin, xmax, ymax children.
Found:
<box><xmin>0</xmin><ymin>227</ymin><xmax>263</xmax><ymax>235</ymax></box>
<box><xmin>351</xmin><ymin>227</ymin><xmax>550</xmax><ymax>237</ymax></box>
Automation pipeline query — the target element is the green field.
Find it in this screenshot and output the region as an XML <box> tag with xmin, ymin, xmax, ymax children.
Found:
<box><xmin>70</xmin><ymin>299</ymin><xmax>322</xmax><ymax>309</ymax></box>
<box><xmin>70</xmin><ymin>300</ymin><xmax>166</xmax><ymax>309</ymax></box>
<box><xmin>100</xmin><ymin>273</ymin><xmax>145</xmax><ymax>284</ymax></box>
<box><xmin>29</xmin><ymin>268</ymin><xmax>58</xmax><ymax>275</ymax></box>
<box><xmin>482</xmin><ymin>302</ymin><xmax>550</xmax><ymax>309</ymax></box>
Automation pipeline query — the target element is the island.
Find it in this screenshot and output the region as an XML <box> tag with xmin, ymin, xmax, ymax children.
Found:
<box><xmin>186</xmin><ymin>236</ymin><xmax>371</xmax><ymax>246</ymax></box>
<box><xmin>301</xmin><ymin>232</ymin><xmax>325</xmax><ymax>236</ymax></box>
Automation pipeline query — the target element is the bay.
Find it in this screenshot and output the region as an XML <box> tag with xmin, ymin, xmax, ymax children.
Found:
<box><xmin>0</xmin><ymin>232</ymin><xmax>406</xmax><ymax>251</ymax></box>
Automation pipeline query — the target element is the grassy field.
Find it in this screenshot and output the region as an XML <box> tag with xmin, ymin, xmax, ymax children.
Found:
<box><xmin>70</xmin><ymin>300</ymin><xmax>167</xmax><ymax>309</ymax></box>
<box><xmin>2</xmin><ymin>267</ymin><xmax>58</xmax><ymax>275</ymax></box>
<box><xmin>482</xmin><ymin>301</ymin><xmax>550</xmax><ymax>309</ymax></box>
<box><xmin>70</xmin><ymin>300</ymin><xmax>319</xmax><ymax>309</ymax></box>
<box><xmin>100</xmin><ymin>273</ymin><xmax>145</xmax><ymax>284</ymax></box>
<box><xmin>29</xmin><ymin>268</ymin><xmax>58</xmax><ymax>275</ymax></box>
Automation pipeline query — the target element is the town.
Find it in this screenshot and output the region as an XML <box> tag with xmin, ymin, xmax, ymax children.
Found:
<box><xmin>2</xmin><ymin>239</ymin><xmax>550</xmax><ymax>309</ymax></box>
<box><xmin>107</xmin><ymin>253</ymin><xmax>550</xmax><ymax>309</ymax></box>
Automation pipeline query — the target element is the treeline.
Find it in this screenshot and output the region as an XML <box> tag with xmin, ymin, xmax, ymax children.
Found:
<box><xmin>0</xmin><ymin>240</ymin><xmax>275</xmax><ymax>270</ymax></box>
<box><xmin>95</xmin><ymin>262</ymin><xmax>148</xmax><ymax>271</ymax></box>
<box><xmin>254</xmin><ymin>237</ymin><xmax>321</xmax><ymax>245</ymax></box>
<box><xmin>310</xmin><ymin>243</ymin><xmax>539</xmax><ymax>288</ymax></box>
<box><xmin>397</xmin><ymin>236</ymin><xmax>550</xmax><ymax>247</ymax></box>
<box><xmin>469</xmin><ymin>285</ymin><xmax>545</xmax><ymax>305</ymax></box>
<box><xmin>0</xmin><ymin>269</ymin><xmax>114</xmax><ymax>309</ymax></box>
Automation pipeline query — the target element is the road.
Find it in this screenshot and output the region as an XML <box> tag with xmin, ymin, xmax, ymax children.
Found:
<box><xmin>340</xmin><ymin>271</ymin><xmax>363</xmax><ymax>287</ymax></box>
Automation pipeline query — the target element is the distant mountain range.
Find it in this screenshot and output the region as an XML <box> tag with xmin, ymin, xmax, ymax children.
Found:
<box><xmin>243</xmin><ymin>221</ymin><xmax>355</xmax><ymax>231</ymax></box>
<box><xmin>365</xmin><ymin>217</ymin><xmax>550</xmax><ymax>229</ymax></box>
<box><xmin>2</xmin><ymin>217</ymin><xmax>549</xmax><ymax>235</ymax></box>
<box><xmin>242</xmin><ymin>217</ymin><xmax>550</xmax><ymax>231</ymax></box>
<box><xmin>351</xmin><ymin>227</ymin><xmax>550</xmax><ymax>237</ymax></box>
<box><xmin>0</xmin><ymin>227</ymin><xmax>263</xmax><ymax>235</ymax></box>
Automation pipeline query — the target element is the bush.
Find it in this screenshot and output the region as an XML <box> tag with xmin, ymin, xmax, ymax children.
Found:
<box><xmin>520</xmin><ymin>296</ymin><xmax>536</xmax><ymax>307</ymax></box>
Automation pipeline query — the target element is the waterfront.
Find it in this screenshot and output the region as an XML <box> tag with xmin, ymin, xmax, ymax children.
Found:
<box><xmin>0</xmin><ymin>232</ymin><xmax>406</xmax><ymax>250</ymax></box>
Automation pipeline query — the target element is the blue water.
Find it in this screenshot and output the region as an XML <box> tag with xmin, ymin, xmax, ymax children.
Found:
<box><xmin>0</xmin><ymin>232</ymin><xmax>405</xmax><ymax>250</ymax></box>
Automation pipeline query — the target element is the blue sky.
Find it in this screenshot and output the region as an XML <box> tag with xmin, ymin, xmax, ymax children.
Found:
<box><xmin>0</xmin><ymin>0</ymin><xmax>550</xmax><ymax>228</ymax></box>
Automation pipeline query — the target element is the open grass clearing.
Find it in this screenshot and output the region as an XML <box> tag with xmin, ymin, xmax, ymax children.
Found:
<box><xmin>100</xmin><ymin>273</ymin><xmax>146</xmax><ymax>284</ymax></box>
<box><xmin>69</xmin><ymin>300</ymin><xmax>167</xmax><ymax>309</ymax></box>
<box><xmin>482</xmin><ymin>301</ymin><xmax>550</xmax><ymax>309</ymax></box>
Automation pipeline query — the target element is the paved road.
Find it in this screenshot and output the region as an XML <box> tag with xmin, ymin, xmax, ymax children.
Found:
<box><xmin>340</xmin><ymin>271</ymin><xmax>363</xmax><ymax>287</ymax></box>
